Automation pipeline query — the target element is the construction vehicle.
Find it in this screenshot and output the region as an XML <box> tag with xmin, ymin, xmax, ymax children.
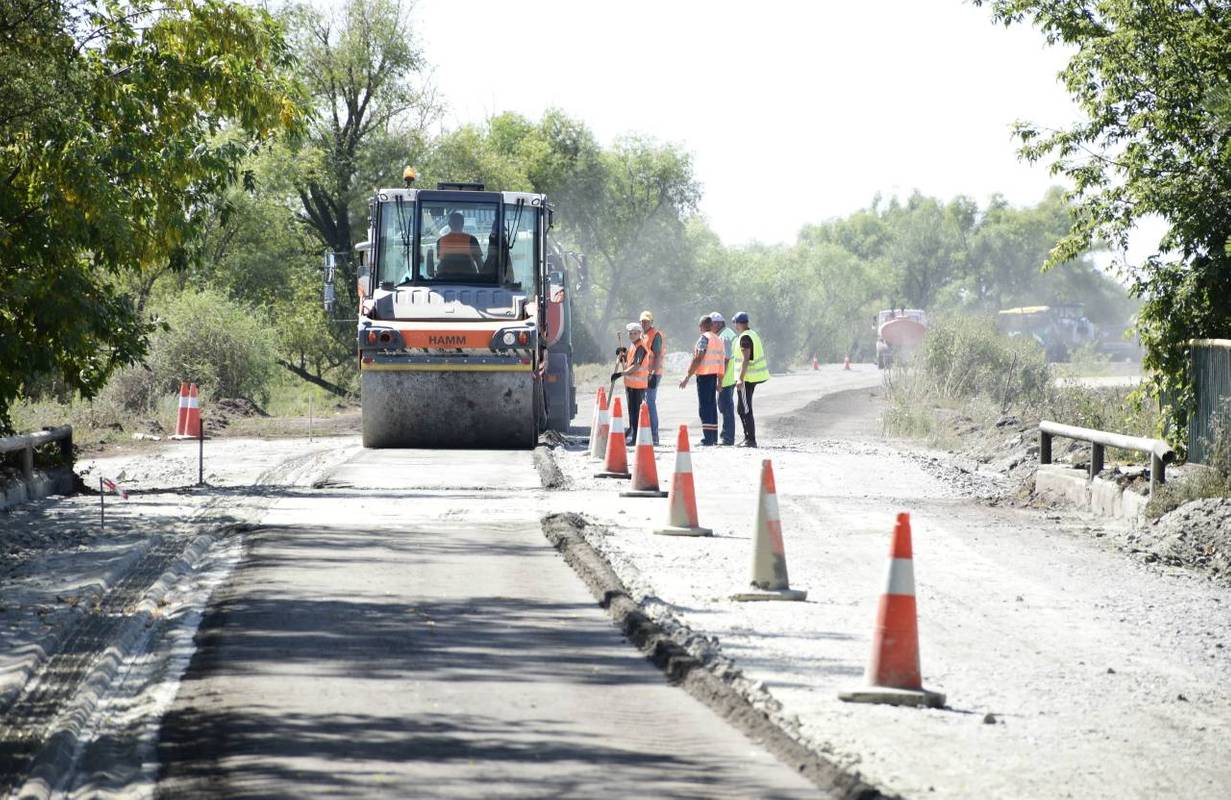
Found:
<box><xmin>341</xmin><ymin>171</ymin><xmax>578</xmax><ymax>448</ymax></box>
<box><xmin>875</xmin><ymin>308</ymin><xmax>928</xmax><ymax>369</ymax></box>
<box><xmin>997</xmin><ymin>304</ymin><xmax>1096</xmax><ymax>362</ymax></box>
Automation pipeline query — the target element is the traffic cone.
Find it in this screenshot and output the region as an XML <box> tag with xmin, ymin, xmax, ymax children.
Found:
<box><xmin>844</xmin><ymin>355</ymin><xmax>852</xmax><ymax>370</ymax></box>
<box><xmin>185</xmin><ymin>383</ymin><xmax>202</xmax><ymax>438</ymax></box>
<box><xmin>653</xmin><ymin>425</ymin><xmax>712</xmax><ymax>536</ymax></box>
<box><xmin>588</xmin><ymin>387</ymin><xmax>609</xmax><ymax>460</ymax></box>
<box><xmin>174</xmin><ymin>382</ymin><xmax>190</xmax><ymax>437</ymax></box>
<box><xmin>732</xmin><ymin>460</ymin><xmax>806</xmax><ymax>601</ymax></box>
<box><xmin>812</xmin><ymin>354</ymin><xmax>819</xmax><ymax>370</ymax></box>
<box><xmin>595</xmin><ymin>396</ymin><xmax>630</xmax><ymax>478</ymax></box>
<box><xmin>621</xmin><ymin>402</ymin><xmax>667</xmax><ymax>498</ymax></box>
<box><xmin>839</xmin><ymin>513</ymin><xmax>945</xmax><ymax>708</ymax></box>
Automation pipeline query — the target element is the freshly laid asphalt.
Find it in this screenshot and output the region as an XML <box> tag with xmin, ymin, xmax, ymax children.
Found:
<box><xmin>156</xmin><ymin>449</ymin><xmax>819</xmax><ymax>799</ymax></box>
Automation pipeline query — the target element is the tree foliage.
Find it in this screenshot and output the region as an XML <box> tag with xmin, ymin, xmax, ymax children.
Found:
<box><xmin>976</xmin><ymin>0</ymin><xmax>1231</xmax><ymax>445</ymax></box>
<box><xmin>0</xmin><ymin>0</ymin><xmax>302</xmax><ymax>432</ymax></box>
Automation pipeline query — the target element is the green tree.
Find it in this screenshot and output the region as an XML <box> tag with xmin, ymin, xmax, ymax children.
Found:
<box><xmin>976</xmin><ymin>0</ymin><xmax>1231</xmax><ymax>445</ymax></box>
<box><xmin>285</xmin><ymin>0</ymin><xmax>437</xmax><ymax>310</ymax></box>
<box><xmin>0</xmin><ymin>0</ymin><xmax>302</xmax><ymax>432</ymax></box>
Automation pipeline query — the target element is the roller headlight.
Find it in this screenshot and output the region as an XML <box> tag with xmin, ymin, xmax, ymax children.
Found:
<box><xmin>502</xmin><ymin>332</ymin><xmax>517</xmax><ymax>346</ymax></box>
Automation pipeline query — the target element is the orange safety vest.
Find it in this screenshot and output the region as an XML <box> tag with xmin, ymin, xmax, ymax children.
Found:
<box><xmin>438</xmin><ymin>231</ymin><xmax>475</xmax><ymax>258</ymax></box>
<box><xmin>624</xmin><ymin>341</ymin><xmax>650</xmax><ymax>389</ymax></box>
<box><xmin>643</xmin><ymin>327</ymin><xmax>665</xmax><ymax>376</ymax></box>
<box><xmin>697</xmin><ymin>331</ymin><xmax>725</xmax><ymax>376</ymax></box>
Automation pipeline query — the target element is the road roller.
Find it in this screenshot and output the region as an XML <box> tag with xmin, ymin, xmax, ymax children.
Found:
<box><xmin>351</xmin><ymin>171</ymin><xmax>576</xmax><ymax>448</ymax></box>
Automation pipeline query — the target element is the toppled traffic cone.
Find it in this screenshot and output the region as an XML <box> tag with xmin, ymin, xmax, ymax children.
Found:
<box><xmin>732</xmin><ymin>460</ymin><xmax>806</xmax><ymax>601</ymax></box>
<box><xmin>595</xmin><ymin>396</ymin><xmax>630</xmax><ymax>478</ymax></box>
<box><xmin>653</xmin><ymin>425</ymin><xmax>712</xmax><ymax>536</ymax></box>
<box><xmin>622</xmin><ymin>402</ymin><xmax>667</xmax><ymax>497</ymax></box>
<box><xmin>843</xmin><ymin>355</ymin><xmax>852</xmax><ymax>370</ymax></box>
<box><xmin>589</xmin><ymin>387</ymin><xmax>609</xmax><ymax>460</ymax></box>
<box><xmin>839</xmin><ymin>513</ymin><xmax>945</xmax><ymax>708</ymax></box>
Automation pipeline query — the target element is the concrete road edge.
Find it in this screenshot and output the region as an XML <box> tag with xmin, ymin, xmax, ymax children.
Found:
<box><xmin>541</xmin><ymin>511</ymin><xmax>892</xmax><ymax>800</ymax></box>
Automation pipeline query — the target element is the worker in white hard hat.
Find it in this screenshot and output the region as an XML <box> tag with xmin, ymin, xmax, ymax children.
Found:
<box><xmin>711</xmin><ymin>312</ymin><xmax>737</xmax><ymax>445</ymax></box>
<box><xmin>732</xmin><ymin>311</ymin><xmax>769</xmax><ymax>447</ymax></box>
<box><xmin>612</xmin><ymin>322</ymin><xmax>650</xmax><ymax>443</ymax></box>
<box><xmin>639</xmin><ymin>310</ymin><xmax>664</xmax><ymax>445</ymax></box>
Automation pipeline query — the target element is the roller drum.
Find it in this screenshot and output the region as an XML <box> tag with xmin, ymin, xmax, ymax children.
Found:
<box><xmin>361</xmin><ymin>369</ymin><xmax>538</xmax><ymax>449</ymax></box>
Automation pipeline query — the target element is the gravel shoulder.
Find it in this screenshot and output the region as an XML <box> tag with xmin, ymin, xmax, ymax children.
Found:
<box><xmin>551</xmin><ymin>372</ymin><xmax>1231</xmax><ymax>799</ymax></box>
<box><xmin>0</xmin><ymin>436</ymin><xmax>359</xmax><ymax>796</ymax></box>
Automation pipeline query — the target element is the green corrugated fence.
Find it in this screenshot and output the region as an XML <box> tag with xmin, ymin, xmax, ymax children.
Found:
<box><xmin>1189</xmin><ymin>339</ymin><xmax>1231</xmax><ymax>464</ymax></box>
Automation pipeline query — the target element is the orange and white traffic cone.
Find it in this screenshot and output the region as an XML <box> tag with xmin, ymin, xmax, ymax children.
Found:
<box><xmin>174</xmin><ymin>382</ymin><xmax>190</xmax><ymax>437</ymax></box>
<box><xmin>184</xmin><ymin>383</ymin><xmax>202</xmax><ymax>438</ymax></box>
<box><xmin>843</xmin><ymin>355</ymin><xmax>852</xmax><ymax>370</ymax></box>
<box><xmin>732</xmin><ymin>459</ymin><xmax>806</xmax><ymax>601</ymax></box>
<box><xmin>812</xmin><ymin>355</ymin><xmax>819</xmax><ymax>370</ymax></box>
<box><xmin>589</xmin><ymin>387</ymin><xmax>609</xmax><ymax>460</ymax></box>
<box><xmin>653</xmin><ymin>425</ymin><xmax>712</xmax><ymax>536</ymax></box>
<box><xmin>594</xmin><ymin>396</ymin><xmax>630</xmax><ymax>478</ymax></box>
<box><xmin>839</xmin><ymin>513</ymin><xmax>945</xmax><ymax>708</ymax></box>
<box><xmin>622</xmin><ymin>402</ymin><xmax>667</xmax><ymax>498</ymax></box>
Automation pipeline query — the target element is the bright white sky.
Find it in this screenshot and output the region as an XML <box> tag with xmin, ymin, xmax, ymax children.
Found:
<box><xmin>414</xmin><ymin>0</ymin><xmax>1084</xmax><ymax>247</ymax></box>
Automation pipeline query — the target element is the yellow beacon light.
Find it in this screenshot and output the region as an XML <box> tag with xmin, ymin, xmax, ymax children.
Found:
<box><xmin>403</xmin><ymin>166</ymin><xmax>417</xmax><ymax>186</ymax></box>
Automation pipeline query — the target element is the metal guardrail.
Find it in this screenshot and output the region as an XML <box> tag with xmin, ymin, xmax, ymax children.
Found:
<box><xmin>1039</xmin><ymin>420</ymin><xmax>1174</xmax><ymax>495</ymax></box>
<box><xmin>1190</xmin><ymin>339</ymin><xmax>1231</xmax><ymax>465</ymax></box>
<box><xmin>0</xmin><ymin>426</ymin><xmax>73</xmax><ymax>482</ymax></box>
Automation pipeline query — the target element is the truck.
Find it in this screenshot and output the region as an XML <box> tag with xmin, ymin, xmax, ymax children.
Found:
<box><xmin>996</xmin><ymin>304</ymin><xmax>1096</xmax><ymax>362</ymax></box>
<box><xmin>875</xmin><ymin>308</ymin><xmax>928</xmax><ymax>369</ymax></box>
<box><xmin>341</xmin><ymin>171</ymin><xmax>578</xmax><ymax>448</ymax></box>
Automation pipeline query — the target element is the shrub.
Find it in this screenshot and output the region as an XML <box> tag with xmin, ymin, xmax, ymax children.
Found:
<box><xmin>914</xmin><ymin>314</ymin><xmax>1051</xmax><ymax>405</ymax></box>
<box><xmin>1147</xmin><ymin>401</ymin><xmax>1231</xmax><ymax>517</ymax></box>
<box><xmin>146</xmin><ymin>289</ymin><xmax>275</xmax><ymax>402</ymax></box>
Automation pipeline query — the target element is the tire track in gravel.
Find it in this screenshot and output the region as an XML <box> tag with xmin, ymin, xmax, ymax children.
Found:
<box><xmin>0</xmin><ymin>445</ymin><xmax>354</xmax><ymax>798</ymax></box>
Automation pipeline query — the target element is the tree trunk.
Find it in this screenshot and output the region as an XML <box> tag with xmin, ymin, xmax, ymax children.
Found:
<box><xmin>276</xmin><ymin>358</ymin><xmax>350</xmax><ymax>398</ymax></box>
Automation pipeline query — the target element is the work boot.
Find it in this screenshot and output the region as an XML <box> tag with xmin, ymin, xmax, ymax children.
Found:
<box><xmin>738</xmin><ymin>439</ymin><xmax>758</xmax><ymax>448</ymax></box>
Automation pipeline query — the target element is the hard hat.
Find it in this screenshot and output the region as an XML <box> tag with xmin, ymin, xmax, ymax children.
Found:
<box><xmin>639</xmin><ymin>310</ymin><xmax>654</xmax><ymax>323</ymax></box>
<box><xmin>732</xmin><ymin>311</ymin><xmax>750</xmax><ymax>324</ymax></box>
<box><xmin>709</xmin><ymin>312</ymin><xmax>725</xmax><ymax>323</ymax></box>
<box><xmin>626</xmin><ymin>322</ymin><xmax>643</xmax><ymax>335</ymax></box>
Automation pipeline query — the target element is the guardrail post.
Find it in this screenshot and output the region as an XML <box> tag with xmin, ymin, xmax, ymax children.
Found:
<box><xmin>57</xmin><ymin>426</ymin><xmax>73</xmax><ymax>467</ymax></box>
<box><xmin>1039</xmin><ymin>430</ymin><xmax>1052</xmax><ymax>465</ymax></box>
<box><xmin>1090</xmin><ymin>442</ymin><xmax>1104</xmax><ymax>479</ymax></box>
<box><xmin>21</xmin><ymin>442</ymin><xmax>33</xmax><ymax>482</ymax></box>
<box><xmin>1150</xmin><ymin>453</ymin><xmax>1165</xmax><ymax>495</ymax></box>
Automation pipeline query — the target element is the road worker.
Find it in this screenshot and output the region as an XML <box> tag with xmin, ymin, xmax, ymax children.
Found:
<box><xmin>678</xmin><ymin>315</ymin><xmax>725</xmax><ymax>446</ymax></box>
<box><xmin>613</xmin><ymin>322</ymin><xmax>650</xmax><ymax>443</ymax></box>
<box><xmin>436</xmin><ymin>211</ymin><xmax>484</xmax><ymax>274</ymax></box>
<box><xmin>732</xmin><ymin>311</ymin><xmax>769</xmax><ymax>447</ymax></box>
<box><xmin>711</xmin><ymin>312</ymin><xmax>737</xmax><ymax>446</ymax></box>
<box><xmin>639</xmin><ymin>311</ymin><xmax>665</xmax><ymax>445</ymax></box>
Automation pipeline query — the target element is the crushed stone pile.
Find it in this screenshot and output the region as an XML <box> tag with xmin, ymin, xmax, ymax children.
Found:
<box><xmin>1130</xmin><ymin>497</ymin><xmax>1231</xmax><ymax>584</ymax></box>
<box><xmin>205</xmin><ymin>397</ymin><xmax>268</xmax><ymax>434</ymax></box>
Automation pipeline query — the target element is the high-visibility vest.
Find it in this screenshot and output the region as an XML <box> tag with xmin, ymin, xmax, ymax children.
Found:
<box><xmin>624</xmin><ymin>341</ymin><xmax>650</xmax><ymax>389</ymax></box>
<box><xmin>438</xmin><ymin>231</ymin><xmax>475</xmax><ymax>258</ymax></box>
<box><xmin>644</xmin><ymin>327</ymin><xmax>665</xmax><ymax>376</ymax></box>
<box><xmin>697</xmin><ymin>331</ymin><xmax>725</xmax><ymax>376</ymax></box>
<box><xmin>718</xmin><ymin>327</ymin><xmax>737</xmax><ymax>388</ymax></box>
<box><xmin>736</xmin><ymin>329</ymin><xmax>770</xmax><ymax>383</ymax></box>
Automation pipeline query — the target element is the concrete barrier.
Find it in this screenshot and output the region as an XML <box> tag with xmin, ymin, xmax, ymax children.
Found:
<box><xmin>1035</xmin><ymin>464</ymin><xmax>1149</xmax><ymax>524</ymax></box>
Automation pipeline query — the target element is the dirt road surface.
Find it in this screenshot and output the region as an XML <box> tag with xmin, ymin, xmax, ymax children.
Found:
<box><xmin>2</xmin><ymin>362</ymin><xmax>1228</xmax><ymax>798</ymax></box>
<box><xmin>560</xmin><ymin>366</ymin><xmax>1231</xmax><ymax>798</ymax></box>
